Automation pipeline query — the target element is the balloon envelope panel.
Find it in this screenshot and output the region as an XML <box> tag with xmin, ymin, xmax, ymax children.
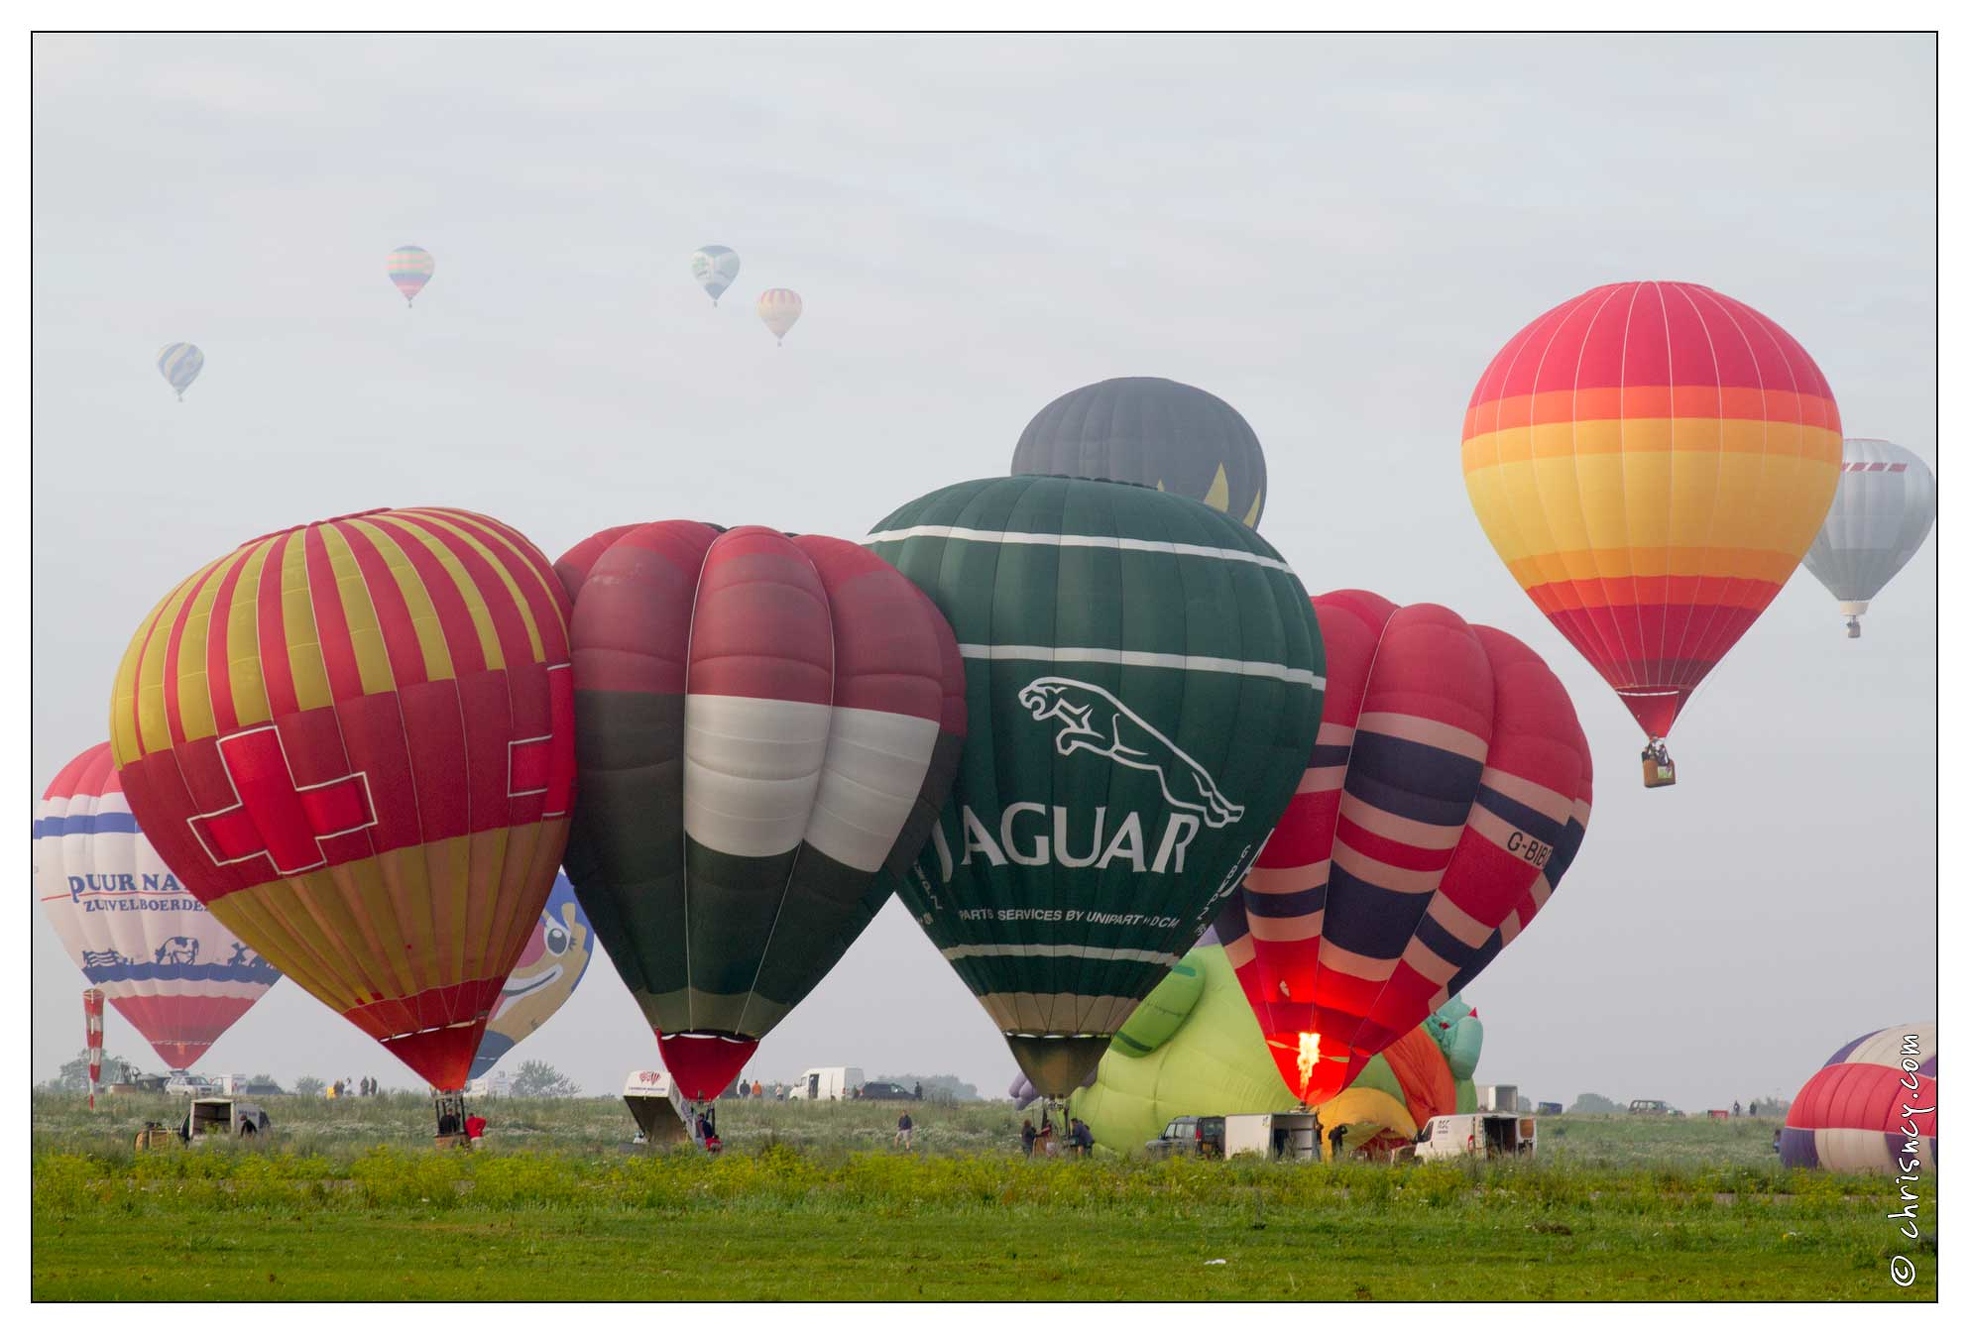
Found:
<box><xmin>867</xmin><ymin>475</ymin><xmax>1323</xmax><ymax>1095</ymax></box>
<box><xmin>109</xmin><ymin>507</ymin><xmax>575</xmax><ymax>1090</ymax></box>
<box><xmin>1781</xmin><ymin>1022</ymin><xmax>1936</xmax><ymax>1172</ymax></box>
<box><xmin>36</xmin><ymin>742</ymin><xmax>281</xmax><ymax>1071</ymax></box>
<box><xmin>1010</xmin><ymin>377</ymin><xmax>1268</xmax><ymax>528</ymax></box>
<box><xmin>1461</xmin><ymin>281</ymin><xmax>1841</xmax><ymax>740</ymax></box>
<box><xmin>1220</xmin><ymin>590</ymin><xmax>1592</xmax><ymax>1105</ymax></box>
<box><xmin>556</xmin><ymin>522</ymin><xmax>966</xmax><ymax>1101</ymax></box>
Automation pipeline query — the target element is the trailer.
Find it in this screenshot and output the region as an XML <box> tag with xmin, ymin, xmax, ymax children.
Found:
<box><xmin>622</xmin><ymin>1069</ymin><xmax>689</xmax><ymax>1146</ymax></box>
<box><xmin>1478</xmin><ymin>1084</ymin><xmax>1520</xmax><ymax>1113</ymax></box>
<box><xmin>1224</xmin><ymin>1111</ymin><xmax>1323</xmax><ymax>1162</ymax></box>
<box><xmin>1415</xmin><ymin>1113</ymin><xmax>1537</xmax><ymax>1161</ymax></box>
<box><xmin>789</xmin><ymin>1066</ymin><xmax>863</xmax><ymax>1101</ymax></box>
<box><xmin>186</xmin><ymin>1097</ymin><xmax>271</xmax><ymax>1143</ymax></box>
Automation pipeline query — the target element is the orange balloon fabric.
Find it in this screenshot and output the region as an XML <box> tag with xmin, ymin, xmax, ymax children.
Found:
<box><xmin>109</xmin><ymin>508</ymin><xmax>574</xmax><ymax>1090</ymax></box>
<box><xmin>1461</xmin><ymin>281</ymin><xmax>1841</xmax><ymax>740</ymax></box>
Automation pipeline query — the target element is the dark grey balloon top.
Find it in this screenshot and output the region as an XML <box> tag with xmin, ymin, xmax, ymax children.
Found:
<box><xmin>1009</xmin><ymin>376</ymin><xmax>1268</xmax><ymax>529</ymax></box>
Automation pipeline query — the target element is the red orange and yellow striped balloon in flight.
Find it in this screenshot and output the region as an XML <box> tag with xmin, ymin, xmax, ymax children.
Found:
<box><xmin>109</xmin><ymin>507</ymin><xmax>575</xmax><ymax>1090</ymax></box>
<box><xmin>1461</xmin><ymin>281</ymin><xmax>1841</xmax><ymax>780</ymax></box>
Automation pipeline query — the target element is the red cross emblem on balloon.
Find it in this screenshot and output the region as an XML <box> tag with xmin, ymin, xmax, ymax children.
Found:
<box><xmin>188</xmin><ymin>725</ymin><xmax>377</xmax><ymax>876</ymax></box>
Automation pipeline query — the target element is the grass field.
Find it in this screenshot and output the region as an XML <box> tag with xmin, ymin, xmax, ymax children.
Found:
<box><xmin>31</xmin><ymin>1093</ymin><xmax>1936</xmax><ymax>1301</ymax></box>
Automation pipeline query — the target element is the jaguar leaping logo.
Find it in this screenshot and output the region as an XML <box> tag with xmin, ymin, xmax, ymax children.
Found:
<box><xmin>1018</xmin><ymin>676</ymin><xmax>1245</xmax><ymax>828</ymax></box>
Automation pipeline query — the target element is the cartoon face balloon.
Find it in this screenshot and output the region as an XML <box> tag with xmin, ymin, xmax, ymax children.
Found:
<box><xmin>468</xmin><ymin>872</ymin><xmax>594</xmax><ymax>1080</ymax></box>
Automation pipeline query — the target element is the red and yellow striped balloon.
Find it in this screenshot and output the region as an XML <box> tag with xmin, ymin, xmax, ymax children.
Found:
<box><xmin>109</xmin><ymin>507</ymin><xmax>574</xmax><ymax>1090</ymax></box>
<box><xmin>1461</xmin><ymin>281</ymin><xmax>1842</xmax><ymax>754</ymax></box>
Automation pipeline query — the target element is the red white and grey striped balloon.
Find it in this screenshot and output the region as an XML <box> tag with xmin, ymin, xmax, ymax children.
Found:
<box><xmin>555</xmin><ymin>522</ymin><xmax>966</xmax><ymax>1101</ymax></box>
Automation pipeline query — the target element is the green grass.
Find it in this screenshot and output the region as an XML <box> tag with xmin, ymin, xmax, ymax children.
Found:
<box><xmin>31</xmin><ymin>1095</ymin><xmax>1937</xmax><ymax>1300</ymax></box>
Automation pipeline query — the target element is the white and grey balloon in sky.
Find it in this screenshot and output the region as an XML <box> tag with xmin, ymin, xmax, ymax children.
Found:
<box><xmin>1802</xmin><ymin>439</ymin><xmax>1936</xmax><ymax>638</ymax></box>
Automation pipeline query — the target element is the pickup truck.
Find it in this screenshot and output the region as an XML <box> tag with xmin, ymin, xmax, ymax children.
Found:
<box><xmin>1141</xmin><ymin>1115</ymin><xmax>1225</xmax><ymax>1159</ymax></box>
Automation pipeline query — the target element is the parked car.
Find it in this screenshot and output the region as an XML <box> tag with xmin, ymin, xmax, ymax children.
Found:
<box><xmin>164</xmin><ymin>1074</ymin><xmax>215</xmax><ymax>1097</ymax></box>
<box><xmin>859</xmin><ymin>1081</ymin><xmax>917</xmax><ymax>1101</ymax></box>
<box><xmin>1142</xmin><ymin>1115</ymin><xmax>1226</xmax><ymax>1159</ymax></box>
<box><xmin>1628</xmin><ymin>1099</ymin><xmax>1685</xmax><ymax>1117</ymax></box>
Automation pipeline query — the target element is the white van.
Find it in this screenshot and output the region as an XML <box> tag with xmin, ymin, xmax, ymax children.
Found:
<box><xmin>1415</xmin><ymin>1113</ymin><xmax>1537</xmax><ymax>1161</ymax></box>
<box><xmin>788</xmin><ymin>1067</ymin><xmax>863</xmax><ymax>1101</ymax></box>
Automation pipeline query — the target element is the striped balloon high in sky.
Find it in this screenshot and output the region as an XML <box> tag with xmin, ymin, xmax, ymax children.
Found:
<box><xmin>757</xmin><ymin>288</ymin><xmax>802</xmax><ymax>344</ymax></box>
<box><xmin>1217</xmin><ymin>590</ymin><xmax>1592</xmax><ymax>1107</ymax></box>
<box><xmin>1801</xmin><ymin>439</ymin><xmax>1937</xmax><ymax>638</ymax></box>
<box><xmin>36</xmin><ymin>742</ymin><xmax>281</xmax><ymax>1072</ymax></box>
<box><xmin>109</xmin><ymin>507</ymin><xmax>575</xmax><ymax>1091</ymax></box>
<box><xmin>555</xmin><ymin>522</ymin><xmax>967</xmax><ymax>1102</ymax></box>
<box><xmin>1461</xmin><ymin>281</ymin><xmax>1842</xmax><ymax>777</ymax></box>
<box><xmin>867</xmin><ymin>475</ymin><xmax>1324</xmax><ymax>1098</ymax></box>
<box><xmin>156</xmin><ymin>343</ymin><xmax>203</xmax><ymax>401</ymax></box>
<box><xmin>387</xmin><ymin>245</ymin><xmax>436</xmax><ymax>307</ymax></box>
<box><xmin>1780</xmin><ymin>1023</ymin><xmax>1936</xmax><ymax>1173</ymax></box>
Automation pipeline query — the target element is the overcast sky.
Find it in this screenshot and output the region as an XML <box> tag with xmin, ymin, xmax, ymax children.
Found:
<box><xmin>31</xmin><ymin>33</ymin><xmax>1935</xmax><ymax>1108</ymax></box>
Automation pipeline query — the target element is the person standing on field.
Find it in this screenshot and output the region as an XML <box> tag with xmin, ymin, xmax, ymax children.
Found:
<box><xmin>895</xmin><ymin>1110</ymin><xmax>915</xmax><ymax>1150</ymax></box>
<box><xmin>1021</xmin><ymin>1118</ymin><xmax>1037</xmax><ymax>1157</ymax></box>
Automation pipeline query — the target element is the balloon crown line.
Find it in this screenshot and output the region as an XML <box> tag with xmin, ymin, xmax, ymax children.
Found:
<box><xmin>237</xmin><ymin>508</ymin><xmax>396</xmax><ymax>547</ymax></box>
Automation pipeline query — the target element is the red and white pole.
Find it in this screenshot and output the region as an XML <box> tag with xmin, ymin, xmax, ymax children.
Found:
<box><xmin>83</xmin><ymin>989</ymin><xmax>105</xmax><ymax>1111</ymax></box>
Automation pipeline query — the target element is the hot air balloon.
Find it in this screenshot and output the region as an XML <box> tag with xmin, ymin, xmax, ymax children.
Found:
<box><xmin>1780</xmin><ymin>1023</ymin><xmax>1936</xmax><ymax>1172</ymax></box>
<box><xmin>1461</xmin><ymin>281</ymin><xmax>1842</xmax><ymax>786</ymax></box>
<box><xmin>554</xmin><ymin>521</ymin><xmax>967</xmax><ymax>1104</ymax></box>
<box><xmin>866</xmin><ymin>475</ymin><xmax>1324</xmax><ymax>1100</ymax></box>
<box><xmin>1801</xmin><ymin>439</ymin><xmax>1937</xmax><ymax>638</ymax></box>
<box><xmin>1051</xmin><ymin>906</ymin><xmax>1485</xmax><ymax>1157</ymax></box>
<box><xmin>691</xmin><ymin>245</ymin><xmax>741</xmax><ymax>305</ymax></box>
<box><xmin>36</xmin><ymin>742</ymin><xmax>282</xmax><ymax>1073</ymax></box>
<box><xmin>1217</xmin><ymin>589</ymin><xmax>1592</xmax><ymax>1108</ymax></box>
<box><xmin>157</xmin><ymin>343</ymin><xmax>203</xmax><ymax>401</ymax></box>
<box><xmin>387</xmin><ymin>245</ymin><xmax>435</xmax><ymax>307</ymax></box>
<box><xmin>757</xmin><ymin>288</ymin><xmax>802</xmax><ymax>344</ymax></box>
<box><xmin>467</xmin><ymin>872</ymin><xmax>594</xmax><ymax>1081</ymax></box>
<box><xmin>1010</xmin><ymin>377</ymin><xmax>1268</xmax><ymax>528</ymax></box>
<box><xmin>108</xmin><ymin>507</ymin><xmax>574</xmax><ymax>1097</ymax></box>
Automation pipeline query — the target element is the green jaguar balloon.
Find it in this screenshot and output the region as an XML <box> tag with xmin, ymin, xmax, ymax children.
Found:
<box><xmin>866</xmin><ymin>475</ymin><xmax>1324</xmax><ymax>1096</ymax></box>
